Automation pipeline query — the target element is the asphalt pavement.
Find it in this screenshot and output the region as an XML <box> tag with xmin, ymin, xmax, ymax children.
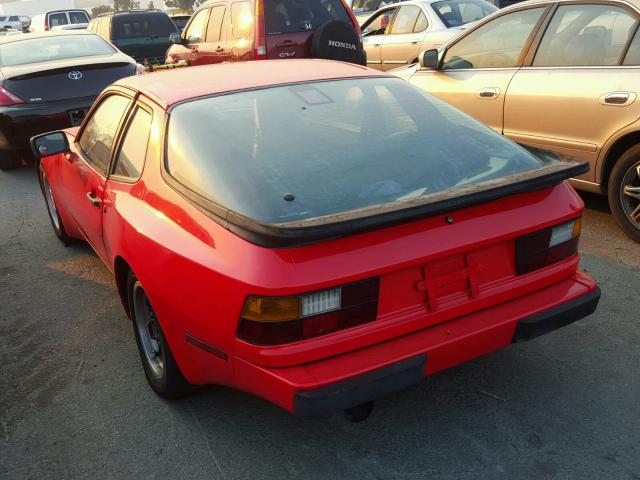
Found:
<box><xmin>1</xmin><ymin>166</ymin><xmax>639</xmax><ymax>480</ymax></box>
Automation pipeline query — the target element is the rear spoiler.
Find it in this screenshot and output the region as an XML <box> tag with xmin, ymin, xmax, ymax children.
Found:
<box><xmin>7</xmin><ymin>62</ymin><xmax>132</xmax><ymax>81</ymax></box>
<box><xmin>166</xmin><ymin>150</ymin><xmax>589</xmax><ymax>248</ymax></box>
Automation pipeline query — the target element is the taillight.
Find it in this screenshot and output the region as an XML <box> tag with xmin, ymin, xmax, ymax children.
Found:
<box><xmin>238</xmin><ymin>278</ymin><xmax>379</xmax><ymax>345</ymax></box>
<box><xmin>0</xmin><ymin>86</ymin><xmax>25</xmax><ymax>106</ymax></box>
<box><xmin>516</xmin><ymin>217</ymin><xmax>582</xmax><ymax>275</ymax></box>
<box><xmin>254</xmin><ymin>0</ymin><xmax>266</xmax><ymax>60</ymax></box>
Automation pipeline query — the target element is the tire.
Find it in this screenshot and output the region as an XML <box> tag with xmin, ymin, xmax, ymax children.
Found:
<box><xmin>127</xmin><ymin>271</ymin><xmax>194</xmax><ymax>399</ymax></box>
<box><xmin>39</xmin><ymin>162</ymin><xmax>73</xmax><ymax>245</ymax></box>
<box><xmin>310</xmin><ymin>20</ymin><xmax>366</xmax><ymax>65</ymax></box>
<box><xmin>608</xmin><ymin>144</ymin><xmax>640</xmax><ymax>243</ymax></box>
<box><xmin>0</xmin><ymin>150</ymin><xmax>21</xmax><ymax>170</ymax></box>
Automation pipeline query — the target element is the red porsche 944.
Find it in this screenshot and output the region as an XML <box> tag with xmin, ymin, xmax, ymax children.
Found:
<box><xmin>32</xmin><ymin>60</ymin><xmax>600</xmax><ymax>420</ymax></box>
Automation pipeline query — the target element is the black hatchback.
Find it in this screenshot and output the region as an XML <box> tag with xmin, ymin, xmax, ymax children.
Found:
<box><xmin>0</xmin><ymin>31</ymin><xmax>138</xmax><ymax>170</ymax></box>
<box><xmin>87</xmin><ymin>10</ymin><xmax>178</xmax><ymax>65</ymax></box>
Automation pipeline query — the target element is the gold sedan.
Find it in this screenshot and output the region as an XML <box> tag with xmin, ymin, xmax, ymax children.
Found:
<box><xmin>395</xmin><ymin>0</ymin><xmax>640</xmax><ymax>241</ymax></box>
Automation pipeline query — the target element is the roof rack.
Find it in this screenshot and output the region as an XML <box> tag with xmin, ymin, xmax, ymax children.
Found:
<box><xmin>97</xmin><ymin>9</ymin><xmax>160</xmax><ymax>17</ymax></box>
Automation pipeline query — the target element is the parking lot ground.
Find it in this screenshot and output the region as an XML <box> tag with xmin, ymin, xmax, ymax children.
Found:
<box><xmin>1</xmin><ymin>167</ymin><xmax>639</xmax><ymax>480</ymax></box>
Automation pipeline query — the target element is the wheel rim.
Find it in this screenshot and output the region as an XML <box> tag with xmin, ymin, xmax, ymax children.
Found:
<box><xmin>42</xmin><ymin>170</ymin><xmax>60</xmax><ymax>231</ymax></box>
<box><xmin>132</xmin><ymin>282</ymin><xmax>165</xmax><ymax>379</ymax></box>
<box><xmin>620</xmin><ymin>161</ymin><xmax>640</xmax><ymax>229</ymax></box>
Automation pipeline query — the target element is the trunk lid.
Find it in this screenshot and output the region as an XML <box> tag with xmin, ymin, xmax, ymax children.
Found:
<box><xmin>1</xmin><ymin>56</ymin><xmax>134</xmax><ymax>103</ymax></box>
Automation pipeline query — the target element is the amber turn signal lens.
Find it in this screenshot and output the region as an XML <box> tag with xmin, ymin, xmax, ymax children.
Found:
<box><xmin>242</xmin><ymin>296</ymin><xmax>300</xmax><ymax>322</ymax></box>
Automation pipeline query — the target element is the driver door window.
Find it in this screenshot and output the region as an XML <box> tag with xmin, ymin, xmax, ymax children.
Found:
<box><xmin>442</xmin><ymin>7</ymin><xmax>545</xmax><ymax>69</ymax></box>
<box><xmin>185</xmin><ymin>8</ymin><xmax>210</xmax><ymax>42</ymax></box>
<box><xmin>362</xmin><ymin>8</ymin><xmax>397</xmax><ymax>36</ymax></box>
<box><xmin>79</xmin><ymin>95</ymin><xmax>131</xmax><ymax>175</ymax></box>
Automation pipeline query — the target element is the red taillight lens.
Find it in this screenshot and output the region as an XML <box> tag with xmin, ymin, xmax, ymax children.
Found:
<box><xmin>238</xmin><ymin>278</ymin><xmax>379</xmax><ymax>345</ymax></box>
<box><xmin>516</xmin><ymin>217</ymin><xmax>581</xmax><ymax>275</ymax></box>
<box><xmin>254</xmin><ymin>0</ymin><xmax>267</xmax><ymax>60</ymax></box>
<box><xmin>0</xmin><ymin>86</ymin><xmax>25</xmax><ymax>106</ymax></box>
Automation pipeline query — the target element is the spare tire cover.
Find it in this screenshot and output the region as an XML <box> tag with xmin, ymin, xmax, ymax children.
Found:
<box><xmin>311</xmin><ymin>20</ymin><xmax>365</xmax><ymax>65</ymax></box>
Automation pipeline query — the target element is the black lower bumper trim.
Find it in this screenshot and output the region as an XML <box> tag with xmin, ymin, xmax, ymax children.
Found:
<box><xmin>294</xmin><ymin>355</ymin><xmax>426</xmax><ymax>416</ymax></box>
<box><xmin>512</xmin><ymin>286</ymin><xmax>601</xmax><ymax>343</ymax></box>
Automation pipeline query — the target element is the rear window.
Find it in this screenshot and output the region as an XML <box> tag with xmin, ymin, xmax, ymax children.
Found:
<box><xmin>264</xmin><ymin>0</ymin><xmax>349</xmax><ymax>34</ymax></box>
<box><xmin>48</xmin><ymin>12</ymin><xmax>68</xmax><ymax>27</ymax></box>
<box><xmin>0</xmin><ymin>34</ymin><xmax>115</xmax><ymax>67</ymax></box>
<box><xmin>112</xmin><ymin>13</ymin><xmax>177</xmax><ymax>39</ymax></box>
<box><xmin>166</xmin><ymin>77</ymin><xmax>548</xmax><ymax>225</ymax></box>
<box><xmin>432</xmin><ymin>0</ymin><xmax>497</xmax><ymax>28</ymax></box>
<box><xmin>69</xmin><ymin>11</ymin><xmax>90</xmax><ymax>24</ymax></box>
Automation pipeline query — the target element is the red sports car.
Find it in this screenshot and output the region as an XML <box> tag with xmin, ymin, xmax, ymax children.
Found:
<box><xmin>32</xmin><ymin>60</ymin><xmax>600</xmax><ymax>421</ymax></box>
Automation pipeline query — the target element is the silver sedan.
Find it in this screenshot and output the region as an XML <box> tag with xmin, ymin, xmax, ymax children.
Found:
<box><xmin>361</xmin><ymin>0</ymin><xmax>496</xmax><ymax>71</ymax></box>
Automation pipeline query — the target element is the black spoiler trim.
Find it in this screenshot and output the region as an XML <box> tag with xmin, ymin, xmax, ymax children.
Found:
<box><xmin>164</xmin><ymin>157</ymin><xmax>589</xmax><ymax>248</ymax></box>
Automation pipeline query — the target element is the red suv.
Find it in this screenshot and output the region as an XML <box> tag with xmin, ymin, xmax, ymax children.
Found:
<box><xmin>165</xmin><ymin>0</ymin><xmax>365</xmax><ymax>65</ymax></box>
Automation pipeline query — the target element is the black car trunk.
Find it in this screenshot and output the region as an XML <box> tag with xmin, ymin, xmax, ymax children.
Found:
<box><xmin>1</xmin><ymin>57</ymin><xmax>134</xmax><ymax>103</ymax></box>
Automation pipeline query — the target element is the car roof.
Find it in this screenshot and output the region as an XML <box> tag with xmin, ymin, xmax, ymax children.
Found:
<box><xmin>116</xmin><ymin>59</ymin><xmax>387</xmax><ymax>108</ymax></box>
<box><xmin>0</xmin><ymin>30</ymin><xmax>99</xmax><ymax>44</ymax></box>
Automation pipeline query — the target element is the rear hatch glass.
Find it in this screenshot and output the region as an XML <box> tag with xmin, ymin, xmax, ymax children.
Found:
<box><xmin>265</xmin><ymin>0</ymin><xmax>350</xmax><ymax>57</ymax></box>
<box><xmin>69</xmin><ymin>11</ymin><xmax>90</xmax><ymax>24</ymax></box>
<box><xmin>166</xmin><ymin>76</ymin><xmax>583</xmax><ymax>235</ymax></box>
<box><xmin>112</xmin><ymin>13</ymin><xmax>178</xmax><ymax>63</ymax></box>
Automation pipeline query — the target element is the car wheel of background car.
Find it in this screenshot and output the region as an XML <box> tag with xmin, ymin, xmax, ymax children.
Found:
<box><xmin>608</xmin><ymin>145</ymin><xmax>640</xmax><ymax>243</ymax></box>
<box><xmin>39</xmin><ymin>163</ymin><xmax>73</xmax><ymax>245</ymax></box>
<box><xmin>311</xmin><ymin>20</ymin><xmax>366</xmax><ymax>66</ymax></box>
<box><xmin>127</xmin><ymin>271</ymin><xmax>194</xmax><ymax>399</ymax></box>
<box><xmin>0</xmin><ymin>151</ymin><xmax>21</xmax><ymax>171</ymax></box>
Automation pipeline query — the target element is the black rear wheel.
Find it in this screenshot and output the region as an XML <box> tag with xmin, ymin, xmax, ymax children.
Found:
<box><xmin>608</xmin><ymin>145</ymin><xmax>640</xmax><ymax>243</ymax></box>
<box><xmin>127</xmin><ymin>271</ymin><xmax>194</xmax><ymax>399</ymax></box>
<box><xmin>0</xmin><ymin>150</ymin><xmax>21</xmax><ymax>170</ymax></box>
<box><xmin>39</xmin><ymin>163</ymin><xmax>73</xmax><ymax>245</ymax></box>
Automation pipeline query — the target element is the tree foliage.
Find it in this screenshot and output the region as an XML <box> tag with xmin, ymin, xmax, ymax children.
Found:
<box><xmin>165</xmin><ymin>0</ymin><xmax>195</xmax><ymax>10</ymax></box>
<box><xmin>114</xmin><ymin>0</ymin><xmax>141</xmax><ymax>11</ymax></box>
<box><xmin>91</xmin><ymin>5</ymin><xmax>114</xmax><ymax>18</ymax></box>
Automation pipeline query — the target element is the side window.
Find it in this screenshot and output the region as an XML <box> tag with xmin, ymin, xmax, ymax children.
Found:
<box><xmin>362</xmin><ymin>8</ymin><xmax>397</xmax><ymax>36</ymax></box>
<box><xmin>206</xmin><ymin>5</ymin><xmax>226</xmax><ymax>41</ymax></box>
<box><xmin>389</xmin><ymin>5</ymin><xmax>421</xmax><ymax>35</ymax></box>
<box><xmin>112</xmin><ymin>107</ymin><xmax>152</xmax><ymax>180</ymax></box>
<box><xmin>79</xmin><ymin>95</ymin><xmax>131</xmax><ymax>175</ymax></box>
<box><xmin>414</xmin><ymin>11</ymin><xmax>428</xmax><ymax>33</ymax></box>
<box><xmin>9</xmin><ymin>16</ymin><xmax>19</xmax><ymax>22</ymax></box>
<box><xmin>48</xmin><ymin>12</ymin><xmax>68</xmax><ymax>27</ymax></box>
<box><xmin>624</xmin><ymin>28</ymin><xmax>640</xmax><ymax>64</ymax></box>
<box><xmin>442</xmin><ymin>7</ymin><xmax>545</xmax><ymax>70</ymax></box>
<box><xmin>69</xmin><ymin>11</ymin><xmax>89</xmax><ymax>24</ymax></box>
<box><xmin>185</xmin><ymin>8</ymin><xmax>210</xmax><ymax>42</ymax></box>
<box><xmin>533</xmin><ymin>5</ymin><xmax>637</xmax><ymax>67</ymax></box>
<box><xmin>231</xmin><ymin>1</ymin><xmax>252</xmax><ymax>39</ymax></box>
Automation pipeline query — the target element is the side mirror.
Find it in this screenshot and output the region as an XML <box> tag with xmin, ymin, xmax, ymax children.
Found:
<box><xmin>418</xmin><ymin>49</ymin><xmax>439</xmax><ymax>70</ymax></box>
<box><xmin>30</xmin><ymin>132</ymin><xmax>69</xmax><ymax>159</ymax></box>
<box><xmin>169</xmin><ymin>32</ymin><xmax>182</xmax><ymax>44</ymax></box>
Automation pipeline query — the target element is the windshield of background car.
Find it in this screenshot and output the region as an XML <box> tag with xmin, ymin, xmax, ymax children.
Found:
<box><xmin>112</xmin><ymin>13</ymin><xmax>177</xmax><ymax>39</ymax></box>
<box><xmin>0</xmin><ymin>34</ymin><xmax>115</xmax><ymax>66</ymax></box>
<box><xmin>351</xmin><ymin>0</ymin><xmax>401</xmax><ymax>13</ymax></box>
<box><xmin>166</xmin><ymin>77</ymin><xmax>552</xmax><ymax>224</ymax></box>
<box><xmin>264</xmin><ymin>0</ymin><xmax>349</xmax><ymax>34</ymax></box>
<box><xmin>432</xmin><ymin>0</ymin><xmax>497</xmax><ymax>27</ymax></box>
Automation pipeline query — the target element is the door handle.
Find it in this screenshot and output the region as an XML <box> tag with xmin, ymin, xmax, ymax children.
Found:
<box><xmin>602</xmin><ymin>92</ymin><xmax>634</xmax><ymax>105</ymax></box>
<box><xmin>478</xmin><ymin>87</ymin><xmax>500</xmax><ymax>99</ymax></box>
<box><xmin>86</xmin><ymin>192</ymin><xmax>101</xmax><ymax>207</ymax></box>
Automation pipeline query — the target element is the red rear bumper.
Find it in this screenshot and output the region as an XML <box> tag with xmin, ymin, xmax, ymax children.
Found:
<box><xmin>232</xmin><ymin>271</ymin><xmax>599</xmax><ymax>415</ymax></box>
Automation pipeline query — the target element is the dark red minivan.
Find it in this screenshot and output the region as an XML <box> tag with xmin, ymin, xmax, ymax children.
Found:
<box><xmin>165</xmin><ymin>0</ymin><xmax>366</xmax><ymax>65</ymax></box>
